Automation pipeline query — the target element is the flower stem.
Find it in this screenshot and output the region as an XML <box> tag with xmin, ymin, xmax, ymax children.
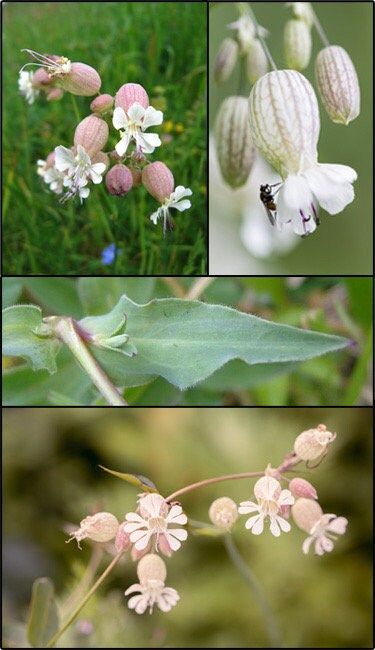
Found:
<box><xmin>184</xmin><ymin>277</ymin><xmax>216</xmax><ymax>301</ymax></box>
<box><xmin>46</xmin><ymin>551</ymin><xmax>124</xmax><ymax>648</ymax></box>
<box><xmin>310</xmin><ymin>6</ymin><xmax>330</xmax><ymax>47</ymax></box>
<box><xmin>224</xmin><ymin>535</ymin><xmax>283</xmax><ymax>648</ymax></box>
<box><xmin>45</xmin><ymin>316</ymin><xmax>127</xmax><ymax>406</ymax></box>
<box><xmin>162</xmin><ymin>277</ymin><xmax>186</xmax><ymax>298</ymax></box>
<box><xmin>247</xmin><ymin>3</ymin><xmax>277</xmax><ymax>71</ymax></box>
<box><xmin>70</xmin><ymin>93</ymin><xmax>81</xmax><ymax>123</ymax></box>
<box><xmin>165</xmin><ymin>471</ymin><xmax>265</xmax><ymax>502</ymax></box>
<box><xmin>60</xmin><ymin>546</ymin><xmax>104</xmax><ymax>620</ymax></box>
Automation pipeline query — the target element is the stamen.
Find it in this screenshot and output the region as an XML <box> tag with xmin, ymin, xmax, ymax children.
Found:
<box><xmin>21</xmin><ymin>49</ymin><xmax>61</xmax><ymax>67</ymax></box>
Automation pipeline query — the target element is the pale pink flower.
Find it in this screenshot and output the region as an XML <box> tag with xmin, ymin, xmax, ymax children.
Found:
<box><xmin>125</xmin><ymin>553</ymin><xmax>179</xmax><ymax>614</ymax></box>
<box><xmin>239</xmin><ymin>476</ymin><xmax>294</xmax><ymax>536</ymax></box>
<box><xmin>302</xmin><ymin>513</ymin><xmax>348</xmax><ymax>555</ymax></box>
<box><xmin>124</xmin><ymin>493</ymin><xmax>188</xmax><ymax>552</ymax></box>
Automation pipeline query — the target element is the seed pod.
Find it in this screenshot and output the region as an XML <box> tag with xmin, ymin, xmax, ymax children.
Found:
<box><xmin>74</xmin><ymin>115</ymin><xmax>109</xmax><ymax>157</ymax></box>
<box><xmin>46</xmin><ymin>87</ymin><xmax>64</xmax><ymax>101</ymax></box>
<box><xmin>142</xmin><ymin>161</ymin><xmax>174</xmax><ymax>202</ymax></box>
<box><xmin>214</xmin><ymin>37</ymin><xmax>239</xmax><ymax>84</ymax></box>
<box><xmin>69</xmin><ymin>512</ymin><xmax>119</xmax><ymax>546</ymax></box>
<box><xmin>92</xmin><ymin>151</ymin><xmax>110</xmax><ymax>169</ymax></box>
<box><xmin>209</xmin><ymin>497</ymin><xmax>238</xmax><ymax>530</ymax></box>
<box><xmin>289</xmin><ymin>478</ymin><xmax>318</xmax><ymax>500</ymax></box>
<box><xmin>215</xmin><ymin>96</ymin><xmax>255</xmax><ymax>188</ymax></box>
<box><xmin>59</xmin><ymin>62</ymin><xmax>101</xmax><ymax>96</ymax></box>
<box><xmin>284</xmin><ymin>19</ymin><xmax>312</xmax><ymax>71</ymax></box>
<box><xmin>315</xmin><ymin>45</ymin><xmax>360</xmax><ymax>125</ymax></box>
<box><xmin>246</xmin><ymin>38</ymin><xmax>269</xmax><ymax>84</ymax></box>
<box><xmin>90</xmin><ymin>93</ymin><xmax>114</xmax><ymax>113</ymax></box>
<box><xmin>292</xmin><ymin>498</ymin><xmax>323</xmax><ymax>533</ymax></box>
<box><xmin>137</xmin><ymin>554</ymin><xmax>167</xmax><ymax>584</ymax></box>
<box><xmin>249</xmin><ymin>70</ymin><xmax>320</xmax><ymax>178</ymax></box>
<box><xmin>105</xmin><ymin>164</ymin><xmax>133</xmax><ymax>196</ymax></box>
<box><xmin>115</xmin><ymin>83</ymin><xmax>149</xmax><ymax>111</ymax></box>
<box><xmin>294</xmin><ymin>424</ymin><xmax>336</xmax><ymax>461</ymax></box>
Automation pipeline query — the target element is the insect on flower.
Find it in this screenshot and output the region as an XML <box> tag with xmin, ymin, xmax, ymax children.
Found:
<box><xmin>259</xmin><ymin>183</ymin><xmax>281</xmax><ymax>226</ymax></box>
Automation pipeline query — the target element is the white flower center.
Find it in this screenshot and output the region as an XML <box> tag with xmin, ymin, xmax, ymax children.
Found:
<box><xmin>148</xmin><ymin>516</ymin><xmax>167</xmax><ymax>533</ymax></box>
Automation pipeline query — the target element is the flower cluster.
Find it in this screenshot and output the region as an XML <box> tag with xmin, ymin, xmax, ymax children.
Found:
<box><xmin>19</xmin><ymin>50</ymin><xmax>192</xmax><ymax>235</ymax></box>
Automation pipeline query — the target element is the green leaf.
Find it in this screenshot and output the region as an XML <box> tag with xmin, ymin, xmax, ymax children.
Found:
<box><xmin>89</xmin><ymin>296</ymin><xmax>349</xmax><ymax>390</ymax></box>
<box><xmin>77</xmin><ymin>278</ymin><xmax>156</xmax><ymax>314</ymax></box>
<box><xmin>24</xmin><ymin>278</ymin><xmax>83</xmax><ymax>318</ymax></box>
<box><xmin>27</xmin><ymin>577</ymin><xmax>59</xmax><ymax>648</ymax></box>
<box><xmin>2</xmin><ymin>278</ymin><xmax>23</xmax><ymax>307</ymax></box>
<box><xmin>99</xmin><ymin>465</ymin><xmax>158</xmax><ymax>492</ymax></box>
<box><xmin>201</xmin><ymin>359</ymin><xmax>297</xmax><ymax>391</ymax></box>
<box><xmin>2</xmin><ymin>305</ymin><xmax>60</xmax><ymax>373</ymax></box>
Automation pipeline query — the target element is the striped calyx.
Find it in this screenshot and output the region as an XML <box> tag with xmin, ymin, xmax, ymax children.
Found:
<box><xmin>142</xmin><ymin>162</ymin><xmax>174</xmax><ymax>202</ymax></box>
<box><xmin>315</xmin><ymin>45</ymin><xmax>360</xmax><ymax>125</ymax></box>
<box><xmin>246</xmin><ymin>38</ymin><xmax>269</xmax><ymax>84</ymax></box>
<box><xmin>115</xmin><ymin>83</ymin><xmax>149</xmax><ymax>111</ymax></box>
<box><xmin>215</xmin><ymin>96</ymin><xmax>255</xmax><ymax>189</ymax></box>
<box><xmin>214</xmin><ymin>38</ymin><xmax>239</xmax><ymax>84</ymax></box>
<box><xmin>248</xmin><ymin>70</ymin><xmax>320</xmax><ymax>178</ymax></box>
<box><xmin>59</xmin><ymin>62</ymin><xmax>101</xmax><ymax>96</ymax></box>
<box><xmin>74</xmin><ymin>115</ymin><xmax>109</xmax><ymax>157</ymax></box>
<box><xmin>284</xmin><ymin>19</ymin><xmax>312</xmax><ymax>71</ymax></box>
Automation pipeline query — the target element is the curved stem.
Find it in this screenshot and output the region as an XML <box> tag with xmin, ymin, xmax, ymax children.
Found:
<box><xmin>46</xmin><ymin>316</ymin><xmax>127</xmax><ymax>406</ymax></box>
<box><xmin>70</xmin><ymin>93</ymin><xmax>81</xmax><ymax>123</ymax></box>
<box><xmin>184</xmin><ymin>277</ymin><xmax>216</xmax><ymax>301</ymax></box>
<box><xmin>60</xmin><ymin>546</ymin><xmax>104</xmax><ymax>620</ymax></box>
<box><xmin>224</xmin><ymin>535</ymin><xmax>283</xmax><ymax>647</ymax></box>
<box><xmin>165</xmin><ymin>471</ymin><xmax>264</xmax><ymax>502</ymax></box>
<box><xmin>247</xmin><ymin>3</ymin><xmax>277</xmax><ymax>71</ymax></box>
<box><xmin>162</xmin><ymin>277</ymin><xmax>185</xmax><ymax>298</ymax></box>
<box><xmin>310</xmin><ymin>6</ymin><xmax>330</xmax><ymax>47</ymax></box>
<box><xmin>46</xmin><ymin>551</ymin><xmax>124</xmax><ymax>648</ymax></box>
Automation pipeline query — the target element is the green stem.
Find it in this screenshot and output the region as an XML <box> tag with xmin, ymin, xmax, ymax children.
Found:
<box><xmin>224</xmin><ymin>535</ymin><xmax>283</xmax><ymax>648</ymax></box>
<box><xmin>60</xmin><ymin>546</ymin><xmax>104</xmax><ymax>620</ymax></box>
<box><xmin>70</xmin><ymin>93</ymin><xmax>81</xmax><ymax>123</ymax></box>
<box><xmin>46</xmin><ymin>551</ymin><xmax>124</xmax><ymax>648</ymax></box>
<box><xmin>247</xmin><ymin>3</ymin><xmax>277</xmax><ymax>71</ymax></box>
<box><xmin>310</xmin><ymin>6</ymin><xmax>330</xmax><ymax>47</ymax></box>
<box><xmin>45</xmin><ymin>316</ymin><xmax>127</xmax><ymax>406</ymax></box>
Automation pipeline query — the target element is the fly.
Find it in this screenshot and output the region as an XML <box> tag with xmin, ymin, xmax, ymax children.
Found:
<box><xmin>259</xmin><ymin>183</ymin><xmax>281</xmax><ymax>226</ymax></box>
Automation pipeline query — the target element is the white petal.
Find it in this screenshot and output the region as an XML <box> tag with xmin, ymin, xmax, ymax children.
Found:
<box><xmin>238</xmin><ymin>502</ymin><xmax>259</xmax><ymax>515</ymax></box>
<box><xmin>167</xmin><ymin>528</ymin><xmax>188</xmax><ymax>541</ymax></box>
<box><xmin>128</xmin><ymin>594</ymin><xmax>149</xmax><ymax>614</ymax></box>
<box><xmin>125</xmin><ymin>512</ymin><xmax>144</xmax><ymax>523</ymax></box>
<box><xmin>320</xmin><ymin>535</ymin><xmax>334</xmax><ymax>553</ymax></box>
<box><xmin>124</xmin><ymin>522</ymin><xmax>146</xmax><ymax>533</ymax></box>
<box><xmin>125</xmin><ymin>583</ymin><xmax>142</xmax><ymax>596</ymax></box>
<box><xmin>136</xmin><ymin>131</ymin><xmax>161</xmax><ymax>153</ymax></box>
<box><xmin>277</xmin><ymin>175</ymin><xmax>318</xmax><ymax>235</ymax></box>
<box><xmin>275</xmin><ymin>515</ymin><xmax>291</xmax><ymax>532</ymax></box>
<box><xmin>269</xmin><ymin>517</ymin><xmax>281</xmax><ymax>537</ymax></box>
<box><xmin>76</xmin><ymin>144</ymin><xmax>91</xmax><ymax>165</ymax></box>
<box><xmin>302</xmin><ymin>535</ymin><xmax>314</xmax><ymax>554</ymax></box>
<box><xmin>170</xmin><ymin>186</ymin><xmax>193</xmax><ymax>201</ymax></box>
<box><xmin>79</xmin><ymin>187</ymin><xmax>90</xmax><ymax>199</ymax></box>
<box><xmin>303</xmin><ymin>164</ymin><xmax>356</xmax><ymax>214</ymax></box>
<box><xmin>246</xmin><ymin>513</ymin><xmax>264</xmax><ymax>535</ymax></box>
<box><xmin>150</xmin><ymin>209</ymin><xmax>162</xmax><ymax>224</ymax></box>
<box><xmin>133</xmin><ymin>532</ymin><xmax>152</xmax><ymax>551</ymax></box>
<box><xmin>164</xmin><ymin>534</ymin><xmax>181</xmax><ymax>551</ymax></box>
<box><xmin>254</xmin><ymin>476</ymin><xmax>280</xmax><ymax>501</ymax></box>
<box><xmin>170</xmin><ymin>199</ymin><xmax>191</xmax><ymax>212</ymax></box>
<box><xmin>115</xmin><ymin>133</ymin><xmax>131</xmax><ymax>156</ymax></box>
<box><xmin>326</xmin><ymin>516</ymin><xmax>348</xmax><ymax>535</ymax></box>
<box><xmin>317</xmin><ymin>163</ymin><xmax>357</xmax><ymax>183</ymax></box>
<box><xmin>278</xmin><ymin>489</ymin><xmax>295</xmax><ymax>506</ymax></box>
<box><xmin>127</xmin><ymin>101</ymin><xmax>146</xmax><ymax>123</ymax></box>
<box><xmin>91</xmin><ymin>162</ymin><xmax>106</xmax><ymax>176</ymax></box>
<box><xmin>142</xmin><ymin>105</ymin><xmax>163</xmax><ymax>129</ymax></box>
<box><xmin>54</xmin><ymin>146</ymin><xmax>75</xmax><ymax>172</ymax></box>
<box><xmin>113</xmin><ymin>106</ymin><xmax>128</xmax><ymax>130</ymax></box>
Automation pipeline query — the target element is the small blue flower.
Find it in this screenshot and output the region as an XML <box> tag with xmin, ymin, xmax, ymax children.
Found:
<box><xmin>101</xmin><ymin>243</ymin><xmax>118</xmax><ymax>265</ymax></box>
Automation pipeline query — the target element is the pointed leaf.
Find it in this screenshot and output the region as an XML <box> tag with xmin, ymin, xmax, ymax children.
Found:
<box><xmin>2</xmin><ymin>305</ymin><xmax>60</xmax><ymax>373</ymax></box>
<box><xmin>27</xmin><ymin>577</ymin><xmax>59</xmax><ymax>648</ymax></box>
<box><xmin>89</xmin><ymin>295</ymin><xmax>349</xmax><ymax>390</ymax></box>
<box><xmin>99</xmin><ymin>465</ymin><xmax>157</xmax><ymax>492</ymax></box>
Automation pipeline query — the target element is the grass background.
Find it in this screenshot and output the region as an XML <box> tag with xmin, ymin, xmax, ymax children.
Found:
<box><xmin>209</xmin><ymin>1</ymin><xmax>373</xmax><ymax>274</ymax></box>
<box><xmin>2</xmin><ymin>1</ymin><xmax>207</xmax><ymax>275</ymax></box>
<box><xmin>2</xmin><ymin>407</ymin><xmax>373</xmax><ymax>648</ymax></box>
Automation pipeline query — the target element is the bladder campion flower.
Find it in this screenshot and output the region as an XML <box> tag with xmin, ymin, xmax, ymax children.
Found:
<box><xmin>209</xmin><ymin>496</ymin><xmax>238</xmax><ymax>530</ymax></box>
<box><xmin>238</xmin><ymin>476</ymin><xmax>294</xmax><ymax>536</ymax></box>
<box><xmin>123</xmin><ymin>493</ymin><xmax>188</xmax><ymax>553</ymax></box>
<box><xmin>112</xmin><ymin>102</ymin><xmax>163</xmax><ymax>156</ymax></box>
<box><xmin>315</xmin><ymin>45</ymin><xmax>360</xmax><ymax>125</ymax></box>
<box><xmin>67</xmin><ymin>512</ymin><xmax>119</xmax><ymax>549</ymax></box>
<box><xmin>142</xmin><ymin>162</ymin><xmax>192</xmax><ymax>234</ymax></box>
<box><xmin>125</xmin><ymin>554</ymin><xmax>180</xmax><ymax>614</ymax></box>
<box><xmin>215</xmin><ymin>96</ymin><xmax>255</xmax><ymax>189</ymax></box>
<box><xmin>292</xmin><ymin>498</ymin><xmax>348</xmax><ymax>555</ymax></box>
<box><xmin>18</xmin><ymin>70</ymin><xmax>39</xmax><ymax>104</ymax></box>
<box><xmin>294</xmin><ymin>424</ymin><xmax>336</xmax><ymax>461</ymax></box>
<box><xmin>54</xmin><ymin>144</ymin><xmax>106</xmax><ymax>202</ymax></box>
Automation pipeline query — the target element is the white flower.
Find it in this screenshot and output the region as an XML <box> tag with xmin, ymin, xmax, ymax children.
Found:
<box><xmin>124</xmin><ymin>493</ymin><xmax>188</xmax><ymax>552</ymax></box>
<box><xmin>18</xmin><ymin>70</ymin><xmax>39</xmax><ymax>104</ymax></box>
<box><xmin>125</xmin><ymin>579</ymin><xmax>180</xmax><ymax>614</ymax></box>
<box><xmin>249</xmin><ymin>70</ymin><xmax>357</xmax><ymax>236</ymax></box>
<box><xmin>112</xmin><ymin>102</ymin><xmax>163</xmax><ymax>156</ymax></box>
<box><xmin>150</xmin><ymin>186</ymin><xmax>192</xmax><ymax>233</ymax></box>
<box><xmin>54</xmin><ymin>144</ymin><xmax>106</xmax><ymax>202</ymax></box>
<box><xmin>227</xmin><ymin>14</ymin><xmax>268</xmax><ymax>54</ymax></box>
<box><xmin>302</xmin><ymin>513</ymin><xmax>348</xmax><ymax>555</ymax></box>
<box><xmin>238</xmin><ymin>476</ymin><xmax>294</xmax><ymax>536</ymax></box>
<box><xmin>37</xmin><ymin>159</ymin><xmax>65</xmax><ymax>194</ymax></box>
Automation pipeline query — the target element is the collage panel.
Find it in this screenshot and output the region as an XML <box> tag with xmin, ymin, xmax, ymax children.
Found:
<box><xmin>2</xmin><ymin>407</ymin><xmax>373</xmax><ymax>648</ymax></box>
<box><xmin>2</xmin><ymin>276</ymin><xmax>373</xmax><ymax>407</ymax></box>
<box><xmin>209</xmin><ymin>2</ymin><xmax>373</xmax><ymax>274</ymax></box>
<box><xmin>2</xmin><ymin>1</ymin><xmax>207</xmax><ymax>276</ymax></box>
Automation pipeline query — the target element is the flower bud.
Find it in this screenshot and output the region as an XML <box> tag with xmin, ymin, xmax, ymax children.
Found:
<box><xmin>286</xmin><ymin>2</ymin><xmax>314</xmax><ymax>27</ymax></box>
<box><xmin>292</xmin><ymin>497</ymin><xmax>323</xmax><ymax>533</ymax></box>
<box><xmin>249</xmin><ymin>70</ymin><xmax>320</xmax><ymax>178</ymax></box>
<box><xmin>92</xmin><ymin>151</ymin><xmax>110</xmax><ymax>169</ymax></box>
<box><xmin>137</xmin><ymin>554</ymin><xmax>166</xmax><ymax>585</ymax></box>
<box><xmin>115</xmin><ymin>524</ymin><xmax>131</xmax><ymax>553</ymax></box>
<box><xmin>115</xmin><ymin>83</ymin><xmax>149</xmax><ymax>111</ymax></box>
<box><xmin>46</xmin><ymin>87</ymin><xmax>64</xmax><ymax>101</ymax></box>
<box><xmin>142</xmin><ymin>162</ymin><xmax>174</xmax><ymax>202</ymax></box>
<box><xmin>59</xmin><ymin>62</ymin><xmax>101</xmax><ymax>96</ymax></box>
<box><xmin>90</xmin><ymin>93</ymin><xmax>114</xmax><ymax>113</ymax></box>
<box><xmin>289</xmin><ymin>478</ymin><xmax>318</xmax><ymax>500</ymax></box>
<box><xmin>215</xmin><ymin>96</ymin><xmax>255</xmax><ymax>188</ymax></box>
<box><xmin>32</xmin><ymin>67</ymin><xmax>52</xmax><ymax>87</ymax></box>
<box><xmin>246</xmin><ymin>38</ymin><xmax>269</xmax><ymax>84</ymax></box>
<box><xmin>294</xmin><ymin>424</ymin><xmax>336</xmax><ymax>461</ymax></box>
<box><xmin>315</xmin><ymin>45</ymin><xmax>360</xmax><ymax>125</ymax></box>
<box><xmin>214</xmin><ymin>38</ymin><xmax>239</xmax><ymax>84</ymax></box>
<box><xmin>105</xmin><ymin>164</ymin><xmax>133</xmax><ymax>196</ymax></box>
<box><xmin>74</xmin><ymin>115</ymin><xmax>109</xmax><ymax>157</ymax></box>
<box><xmin>284</xmin><ymin>19</ymin><xmax>312</xmax><ymax>71</ymax></box>
<box><xmin>68</xmin><ymin>512</ymin><xmax>119</xmax><ymax>547</ymax></box>
<box><xmin>209</xmin><ymin>497</ymin><xmax>238</xmax><ymax>530</ymax></box>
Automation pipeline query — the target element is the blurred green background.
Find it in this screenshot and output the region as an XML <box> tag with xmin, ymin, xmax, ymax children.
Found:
<box><xmin>2</xmin><ymin>407</ymin><xmax>373</xmax><ymax>648</ymax></box>
<box><xmin>209</xmin><ymin>2</ymin><xmax>373</xmax><ymax>274</ymax></box>
<box><xmin>2</xmin><ymin>2</ymin><xmax>206</xmax><ymax>275</ymax></box>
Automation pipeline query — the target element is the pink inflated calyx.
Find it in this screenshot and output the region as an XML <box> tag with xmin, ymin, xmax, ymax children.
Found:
<box><xmin>105</xmin><ymin>164</ymin><xmax>133</xmax><ymax>196</ymax></box>
<box><xmin>289</xmin><ymin>478</ymin><xmax>318</xmax><ymax>500</ymax></box>
<box><xmin>47</xmin><ymin>87</ymin><xmax>64</xmax><ymax>101</ymax></box>
<box><xmin>142</xmin><ymin>162</ymin><xmax>174</xmax><ymax>203</ymax></box>
<box><xmin>90</xmin><ymin>94</ymin><xmax>114</xmax><ymax>113</ymax></box>
<box><xmin>32</xmin><ymin>67</ymin><xmax>52</xmax><ymax>87</ymax></box>
<box><xmin>115</xmin><ymin>83</ymin><xmax>149</xmax><ymax>111</ymax></box>
<box><xmin>74</xmin><ymin>115</ymin><xmax>109</xmax><ymax>157</ymax></box>
<box><xmin>60</xmin><ymin>62</ymin><xmax>101</xmax><ymax>96</ymax></box>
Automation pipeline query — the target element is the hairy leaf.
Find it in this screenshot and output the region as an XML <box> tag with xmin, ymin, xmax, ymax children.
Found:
<box><xmin>77</xmin><ymin>278</ymin><xmax>156</xmax><ymax>314</ymax></box>
<box><xmin>89</xmin><ymin>296</ymin><xmax>349</xmax><ymax>390</ymax></box>
<box><xmin>27</xmin><ymin>577</ymin><xmax>59</xmax><ymax>648</ymax></box>
<box><xmin>2</xmin><ymin>305</ymin><xmax>60</xmax><ymax>373</ymax></box>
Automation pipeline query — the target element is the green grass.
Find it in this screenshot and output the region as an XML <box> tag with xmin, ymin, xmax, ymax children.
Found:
<box><xmin>3</xmin><ymin>2</ymin><xmax>207</xmax><ymax>275</ymax></box>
